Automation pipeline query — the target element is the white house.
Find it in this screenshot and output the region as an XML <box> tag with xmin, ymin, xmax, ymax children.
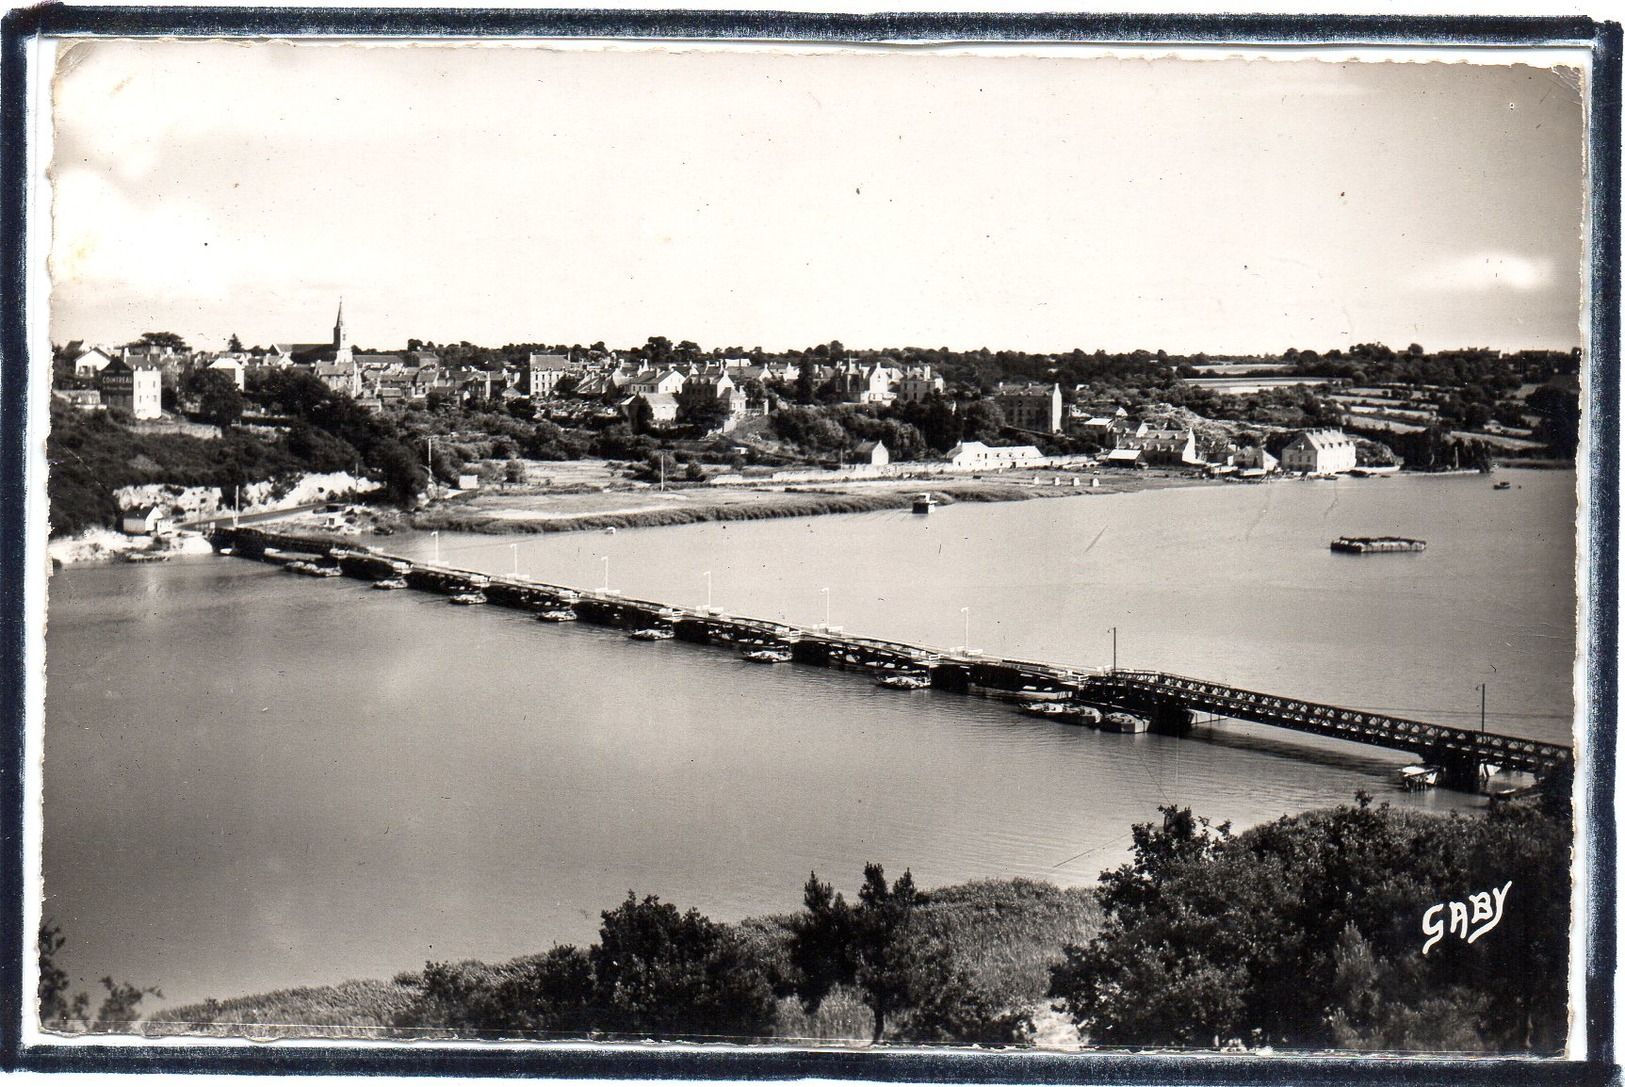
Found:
<box><xmin>120</xmin><ymin>506</ymin><xmax>166</xmax><ymax>535</ymax></box>
<box><xmin>206</xmin><ymin>356</ymin><xmax>247</xmax><ymax>390</ymax></box>
<box><xmin>627</xmin><ymin>369</ymin><xmax>687</xmax><ymax>397</ymax></box>
<box><xmin>1281</xmin><ymin>428</ymin><xmax>1358</xmax><ymax>474</ymax></box>
<box><xmin>98</xmin><ymin>358</ymin><xmax>163</xmax><ymax>420</ymax></box>
<box><xmin>71</xmin><ymin>345</ymin><xmax>115</xmax><ymax>378</ymax></box>
<box><xmin>946</xmin><ymin>441</ymin><xmax>1044</xmax><ymax>469</ymax></box>
<box><xmin>624</xmin><ymin>392</ymin><xmax>681</xmax><ymax>423</ymax></box>
<box><xmin>526</xmin><ymin>353</ymin><xmax>580</xmax><ymax>397</ymax></box>
<box><xmin>850</xmin><ymin>439</ymin><xmax>889</xmax><ymax>467</ymax></box>
<box><xmin>1117</xmin><ymin>427</ymin><xmax>1201</xmax><ymax>467</ymax></box>
<box><xmin>1234</xmin><ymin>446</ymin><xmax>1280</xmax><ymax>474</ymax></box>
<box><xmin>896</xmin><ymin>367</ymin><xmax>945</xmax><ymax>403</ymax></box>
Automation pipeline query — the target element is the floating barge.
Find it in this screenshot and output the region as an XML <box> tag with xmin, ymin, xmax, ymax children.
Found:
<box><xmin>1330</xmin><ymin>536</ymin><xmax>1427</xmax><ymax>554</ymax></box>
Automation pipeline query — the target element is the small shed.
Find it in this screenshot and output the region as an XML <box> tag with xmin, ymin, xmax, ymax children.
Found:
<box><xmin>1103</xmin><ymin>448</ymin><xmax>1144</xmax><ymax>467</ymax></box>
<box><xmin>120</xmin><ymin>506</ymin><xmax>165</xmax><ymax>535</ymax></box>
<box><xmin>851</xmin><ymin>439</ymin><xmax>889</xmax><ymax>467</ymax></box>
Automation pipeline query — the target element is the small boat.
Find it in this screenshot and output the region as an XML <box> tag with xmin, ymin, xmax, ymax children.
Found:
<box><xmin>284</xmin><ymin>560</ymin><xmax>313</xmax><ymax>574</ymax></box>
<box><xmin>371</xmin><ymin>577</ymin><xmax>408</xmax><ymax>590</ymax></box>
<box><xmin>1017</xmin><ymin>700</ymin><xmax>1077</xmax><ymax>717</ymax></box>
<box><xmin>307</xmin><ymin>564</ymin><xmax>342</xmax><ymax>577</ymax></box>
<box><xmin>1493</xmin><ymin>481</ymin><xmax>1512</xmax><ymax>490</ymax></box>
<box><xmin>912</xmin><ymin>493</ymin><xmax>936</xmax><ymax>515</ymax></box>
<box><xmin>536</xmin><ymin>608</ymin><xmax>578</xmax><ymax>622</ymax></box>
<box><xmin>1398</xmin><ymin>764</ymin><xmax>1442</xmax><ymax>790</ymax></box>
<box><xmin>124</xmin><ymin>550</ymin><xmax>171</xmax><ymax>564</ymax></box>
<box><xmin>970</xmin><ymin>682</ymin><xmax>1073</xmax><ymax>703</ymax></box>
<box><xmin>1330</xmin><ymin>536</ymin><xmax>1427</xmax><ymax>554</ymax></box>
<box><xmin>449</xmin><ymin>591</ymin><xmax>487</xmax><ymax>605</ymax></box>
<box><xmin>1019</xmin><ymin>701</ymin><xmax>1104</xmax><ymax>726</ymax></box>
<box><xmin>629</xmin><ymin>627</ymin><xmax>675</xmax><ymax>641</ymax></box>
<box><xmin>217</xmin><ymin>546</ymin><xmax>235</xmax><ymax>557</ymax></box>
<box><xmin>742</xmin><ymin>645</ymin><xmax>793</xmax><ymax>664</ymax></box>
<box><xmin>1099</xmin><ymin>711</ymin><xmax>1149</xmax><ymax>734</ymax></box>
<box><xmin>877</xmin><ymin>673</ymin><xmax>932</xmax><ymax>690</ymax></box>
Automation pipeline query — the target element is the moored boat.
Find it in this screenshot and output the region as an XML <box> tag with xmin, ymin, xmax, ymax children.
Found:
<box><xmin>449</xmin><ymin>591</ymin><xmax>487</xmax><ymax>605</ymax></box>
<box><xmin>1398</xmin><ymin>764</ymin><xmax>1442</xmax><ymax>790</ymax></box>
<box><xmin>1493</xmin><ymin>481</ymin><xmax>1512</xmax><ymax>490</ymax></box>
<box><xmin>371</xmin><ymin>577</ymin><xmax>408</xmax><ymax>590</ymax></box>
<box><xmin>876</xmin><ymin>672</ymin><xmax>932</xmax><ymax>690</ymax></box>
<box><xmin>124</xmin><ymin>550</ymin><xmax>171</xmax><ymax>564</ymax></box>
<box><xmin>1099</xmin><ymin>711</ymin><xmax>1149</xmax><ymax>734</ymax></box>
<box><xmin>1330</xmin><ymin>536</ymin><xmax>1427</xmax><ymax>554</ymax></box>
<box><xmin>1016</xmin><ymin>701</ymin><xmax>1103</xmax><ymax>726</ymax></box>
<box><xmin>536</xmin><ymin>607</ymin><xmax>578</xmax><ymax>622</ymax></box>
<box><xmin>629</xmin><ymin>627</ymin><xmax>675</xmax><ymax>641</ymax></box>
<box><xmin>742</xmin><ymin>645</ymin><xmax>793</xmax><ymax>664</ymax></box>
<box><xmin>969</xmin><ymin>682</ymin><xmax>1073</xmax><ymax>702</ymax></box>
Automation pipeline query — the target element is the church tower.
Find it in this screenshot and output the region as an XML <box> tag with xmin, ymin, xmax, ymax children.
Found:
<box><xmin>332</xmin><ymin>300</ymin><xmax>352</xmax><ymax>363</ymax></box>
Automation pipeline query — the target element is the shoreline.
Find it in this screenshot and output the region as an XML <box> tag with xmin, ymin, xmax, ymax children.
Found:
<box><xmin>400</xmin><ymin>470</ymin><xmax>1217</xmax><ymax>537</ymax></box>
<box><xmin>48</xmin><ymin>459</ymin><xmax>1574</xmax><ymax>559</ymax></box>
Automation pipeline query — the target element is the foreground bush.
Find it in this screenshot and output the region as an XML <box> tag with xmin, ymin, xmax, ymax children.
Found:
<box><xmin>392</xmin><ymin>893</ymin><xmax>778</xmax><ymax>1042</ymax></box>
<box><xmin>1049</xmin><ymin>797</ymin><xmax>1569</xmax><ymax>1052</ymax></box>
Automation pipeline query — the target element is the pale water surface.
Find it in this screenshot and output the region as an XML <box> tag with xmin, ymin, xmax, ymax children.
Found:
<box><xmin>42</xmin><ymin>469</ymin><xmax>1577</xmax><ymax>1012</ymax></box>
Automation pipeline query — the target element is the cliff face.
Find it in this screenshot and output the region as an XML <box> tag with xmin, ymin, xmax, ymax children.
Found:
<box><xmin>110</xmin><ymin>471</ymin><xmax>378</xmax><ymax>524</ymax></box>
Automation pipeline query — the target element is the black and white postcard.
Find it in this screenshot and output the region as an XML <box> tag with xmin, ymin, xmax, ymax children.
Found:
<box><xmin>5</xmin><ymin>11</ymin><xmax>1617</xmax><ymax>1082</ymax></box>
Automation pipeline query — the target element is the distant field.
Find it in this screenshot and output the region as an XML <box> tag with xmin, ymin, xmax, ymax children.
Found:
<box><xmin>1184</xmin><ymin>376</ymin><xmax>1332</xmax><ymax>394</ymax></box>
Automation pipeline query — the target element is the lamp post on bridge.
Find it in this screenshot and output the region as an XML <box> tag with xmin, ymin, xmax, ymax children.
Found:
<box><xmin>1476</xmin><ymin>682</ymin><xmax>1487</xmax><ymax>735</ymax></box>
<box><xmin>1109</xmin><ymin>626</ymin><xmax>1117</xmax><ymax>673</ymax></box>
<box><xmin>820</xmin><ymin>587</ymin><xmax>830</xmax><ymax>629</ymax></box>
<box><xmin>703</xmin><ymin>570</ymin><xmax>713</xmax><ymax>611</ymax></box>
<box><xmin>961</xmin><ymin>606</ymin><xmax>971</xmax><ymax>655</ymax></box>
<box><xmin>431</xmin><ymin>530</ymin><xmax>440</xmax><ymax>564</ymax></box>
<box><xmin>510</xmin><ymin>543</ymin><xmax>519</xmax><ymax>576</ymax></box>
<box><xmin>601</xmin><ymin>555</ymin><xmax>611</xmax><ymax>592</ymax></box>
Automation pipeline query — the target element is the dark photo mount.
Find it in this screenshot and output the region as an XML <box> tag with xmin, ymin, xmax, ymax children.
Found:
<box><xmin>0</xmin><ymin>7</ymin><xmax>1617</xmax><ymax>1085</ymax></box>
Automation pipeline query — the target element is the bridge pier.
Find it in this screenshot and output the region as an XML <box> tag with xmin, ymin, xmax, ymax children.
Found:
<box><xmin>1435</xmin><ymin>756</ymin><xmax>1487</xmax><ymax>793</ymax></box>
<box><xmin>1149</xmin><ymin>703</ymin><xmax>1195</xmax><ymax>737</ymax></box>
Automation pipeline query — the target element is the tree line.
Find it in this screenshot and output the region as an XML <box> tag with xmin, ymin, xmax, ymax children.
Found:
<box><xmin>387</xmin><ymin>798</ymin><xmax>1565</xmax><ymax>1051</ymax></box>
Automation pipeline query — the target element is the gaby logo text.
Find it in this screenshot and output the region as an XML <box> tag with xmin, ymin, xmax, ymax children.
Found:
<box><xmin>1422</xmin><ymin>881</ymin><xmax>1512</xmax><ymax>955</ymax></box>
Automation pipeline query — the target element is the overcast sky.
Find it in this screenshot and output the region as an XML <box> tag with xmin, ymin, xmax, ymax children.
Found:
<box><xmin>48</xmin><ymin>41</ymin><xmax>1587</xmax><ymax>355</ymax></box>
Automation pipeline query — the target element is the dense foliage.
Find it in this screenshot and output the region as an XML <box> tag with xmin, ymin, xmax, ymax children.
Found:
<box><xmin>46</xmin><ymin>401</ymin><xmax>320</xmax><ymax>536</ymax></box>
<box><xmin>1049</xmin><ymin>798</ymin><xmax>1570</xmax><ymax>1053</ymax></box>
<box><xmin>38</xmin><ymin>921</ymin><xmax>162</xmax><ymax>1033</ymax></box>
<box><xmin>393</xmin><ymin>893</ymin><xmax>778</xmax><ymax>1041</ymax></box>
<box><xmin>383</xmin><ymin>870</ymin><xmax>1095</xmax><ymax>1045</ymax></box>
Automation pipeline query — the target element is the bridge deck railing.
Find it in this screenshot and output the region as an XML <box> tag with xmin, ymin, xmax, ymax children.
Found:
<box><xmin>1098</xmin><ymin>670</ymin><xmax>1570</xmax><ymax>771</ymax></box>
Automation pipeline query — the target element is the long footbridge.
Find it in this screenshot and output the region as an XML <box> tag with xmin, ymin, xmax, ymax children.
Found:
<box><xmin>214</xmin><ymin>527</ymin><xmax>1572</xmax><ymax>792</ymax></box>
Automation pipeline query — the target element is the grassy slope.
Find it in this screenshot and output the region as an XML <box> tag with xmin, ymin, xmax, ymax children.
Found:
<box><xmin>145</xmin><ymin>878</ymin><xmax>1100</xmax><ymax>1041</ymax></box>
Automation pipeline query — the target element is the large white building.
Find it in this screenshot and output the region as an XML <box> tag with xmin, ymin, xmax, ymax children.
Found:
<box><xmin>946</xmin><ymin>441</ymin><xmax>1044</xmax><ymax>469</ymax></box>
<box><xmin>1280</xmin><ymin>428</ymin><xmax>1358</xmax><ymax>474</ymax></box>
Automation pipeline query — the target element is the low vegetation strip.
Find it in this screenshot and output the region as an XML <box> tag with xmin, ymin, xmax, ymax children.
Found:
<box><xmin>135</xmin><ymin>875</ymin><xmax>1096</xmax><ymax>1044</ymax></box>
<box><xmin>406</xmin><ymin>483</ymin><xmax>1056</xmax><ymax>536</ymax></box>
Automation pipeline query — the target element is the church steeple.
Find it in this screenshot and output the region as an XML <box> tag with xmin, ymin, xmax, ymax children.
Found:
<box><xmin>332</xmin><ymin>299</ymin><xmax>353</xmax><ymax>364</ymax></box>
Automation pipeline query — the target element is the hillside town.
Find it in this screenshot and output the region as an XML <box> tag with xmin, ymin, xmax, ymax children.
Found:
<box><xmin>47</xmin><ymin>302</ymin><xmax>1583</xmax><ymax>547</ymax></box>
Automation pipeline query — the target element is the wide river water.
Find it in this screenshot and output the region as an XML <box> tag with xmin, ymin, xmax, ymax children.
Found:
<box><xmin>42</xmin><ymin>469</ymin><xmax>1578</xmax><ymax>1013</ymax></box>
